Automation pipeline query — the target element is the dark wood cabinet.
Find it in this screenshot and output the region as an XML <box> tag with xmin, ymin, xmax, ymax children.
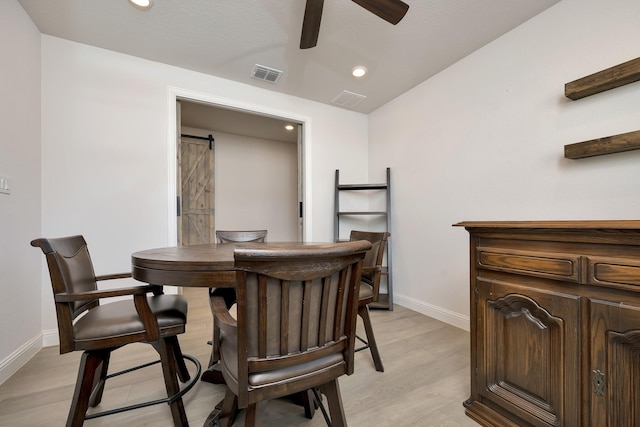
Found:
<box><xmin>455</xmin><ymin>221</ymin><xmax>640</xmax><ymax>427</ymax></box>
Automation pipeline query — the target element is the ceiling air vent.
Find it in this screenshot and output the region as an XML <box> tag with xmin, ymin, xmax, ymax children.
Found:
<box><xmin>332</xmin><ymin>90</ymin><xmax>367</xmax><ymax>109</ymax></box>
<box><xmin>251</xmin><ymin>64</ymin><xmax>283</xmax><ymax>83</ymax></box>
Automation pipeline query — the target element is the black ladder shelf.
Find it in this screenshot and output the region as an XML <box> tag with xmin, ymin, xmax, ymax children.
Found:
<box><xmin>334</xmin><ymin>168</ymin><xmax>393</xmax><ymax>310</ymax></box>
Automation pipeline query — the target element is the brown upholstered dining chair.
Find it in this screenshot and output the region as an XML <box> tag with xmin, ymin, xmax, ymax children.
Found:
<box><xmin>31</xmin><ymin>235</ymin><xmax>200</xmax><ymax>427</ymax></box>
<box><xmin>209</xmin><ymin>241</ymin><xmax>371</xmax><ymax>427</ymax></box>
<box><xmin>349</xmin><ymin>230</ymin><xmax>390</xmax><ymax>372</ymax></box>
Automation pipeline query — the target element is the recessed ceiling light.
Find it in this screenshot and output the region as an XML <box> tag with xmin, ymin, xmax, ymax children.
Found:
<box><xmin>351</xmin><ymin>66</ymin><xmax>368</xmax><ymax>78</ymax></box>
<box><xmin>285</xmin><ymin>125</ymin><xmax>295</xmax><ymax>131</ymax></box>
<box><xmin>129</xmin><ymin>0</ymin><xmax>153</xmax><ymax>10</ymax></box>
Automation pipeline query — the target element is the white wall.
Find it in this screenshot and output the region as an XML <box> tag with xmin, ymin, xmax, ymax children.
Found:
<box><xmin>369</xmin><ymin>0</ymin><xmax>640</xmax><ymax>330</ymax></box>
<box><xmin>0</xmin><ymin>1</ymin><xmax>42</xmax><ymax>384</ymax></box>
<box><xmin>182</xmin><ymin>127</ymin><xmax>299</xmax><ymax>241</ymax></box>
<box><xmin>39</xmin><ymin>36</ymin><xmax>369</xmax><ymax>337</ymax></box>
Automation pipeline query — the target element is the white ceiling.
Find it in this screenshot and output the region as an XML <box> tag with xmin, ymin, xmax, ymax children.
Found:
<box><xmin>18</xmin><ymin>0</ymin><xmax>560</xmax><ymax>142</ymax></box>
<box><xmin>180</xmin><ymin>99</ymin><xmax>300</xmax><ymax>143</ymax></box>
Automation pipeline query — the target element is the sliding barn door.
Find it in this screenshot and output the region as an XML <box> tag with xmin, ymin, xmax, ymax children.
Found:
<box><xmin>179</xmin><ymin>132</ymin><xmax>215</xmax><ymax>245</ymax></box>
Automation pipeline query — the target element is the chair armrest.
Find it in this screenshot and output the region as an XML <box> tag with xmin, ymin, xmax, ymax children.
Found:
<box><xmin>95</xmin><ymin>272</ymin><xmax>132</xmax><ymax>281</ymax></box>
<box><xmin>210</xmin><ymin>287</ymin><xmax>236</xmax><ymax>308</ymax></box>
<box><xmin>54</xmin><ymin>284</ymin><xmax>157</xmax><ymax>302</ymax></box>
<box><xmin>361</xmin><ymin>266</ymin><xmax>381</xmax><ymax>275</ymax></box>
<box><xmin>96</xmin><ymin>273</ymin><xmax>164</xmax><ymax>295</ymax></box>
<box><xmin>210</xmin><ymin>296</ymin><xmax>237</xmax><ymax>334</ymax></box>
<box><xmin>56</xmin><ymin>284</ymin><xmax>162</xmax><ymax>342</ymax></box>
<box><xmin>361</xmin><ymin>266</ymin><xmax>381</xmax><ymax>283</ymax></box>
<box><xmin>133</xmin><ymin>293</ymin><xmax>160</xmax><ymax>342</ymax></box>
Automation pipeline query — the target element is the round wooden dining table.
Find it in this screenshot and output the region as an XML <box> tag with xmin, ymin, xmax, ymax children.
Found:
<box><xmin>131</xmin><ymin>241</ymin><xmax>342</xmax><ymax>287</ymax></box>
<box><xmin>131</xmin><ymin>243</ymin><xmax>238</xmax><ymax>289</ymax></box>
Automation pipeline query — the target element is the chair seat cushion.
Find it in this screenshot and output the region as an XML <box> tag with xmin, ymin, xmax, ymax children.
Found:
<box><xmin>359</xmin><ymin>282</ymin><xmax>373</xmax><ymax>300</ymax></box>
<box><xmin>74</xmin><ymin>294</ymin><xmax>187</xmax><ymax>343</ymax></box>
<box><xmin>219</xmin><ymin>330</ymin><xmax>344</xmax><ymax>387</ymax></box>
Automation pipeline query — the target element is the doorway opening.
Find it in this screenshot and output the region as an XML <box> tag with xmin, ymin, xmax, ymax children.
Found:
<box><xmin>168</xmin><ymin>91</ymin><xmax>309</xmax><ymax>246</ymax></box>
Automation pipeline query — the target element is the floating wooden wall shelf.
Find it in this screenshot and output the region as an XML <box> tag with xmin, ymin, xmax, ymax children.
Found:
<box><xmin>563</xmin><ymin>57</ymin><xmax>640</xmax><ymax>158</ymax></box>
<box><xmin>565</xmin><ymin>57</ymin><xmax>640</xmax><ymax>100</ymax></box>
<box><xmin>564</xmin><ymin>129</ymin><xmax>640</xmax><ymax>159</ymax></box>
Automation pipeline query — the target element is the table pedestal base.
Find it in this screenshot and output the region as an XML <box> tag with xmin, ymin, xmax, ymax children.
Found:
<box><xmin>200</xmin><ymin>362</ymin><xmax>225</xmax><ymax>384</ymax></box>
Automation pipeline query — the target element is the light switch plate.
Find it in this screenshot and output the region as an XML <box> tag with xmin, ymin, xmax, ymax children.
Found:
<box><xmin>0</xmin><ymin>174</ymin><xmax>11</xmax><ymax>195</ymax></box>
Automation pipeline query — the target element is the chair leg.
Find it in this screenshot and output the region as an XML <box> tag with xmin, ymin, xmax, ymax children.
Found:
<box><xmin>319</xmin><ymin>379</ymin><xmax>347</xmax><ymax>427</ymax></box>
<box><xmin>301</xmin><ymin>389</ymin><xmax>316</xmax><ymax>419</ymax></box>
<box><xmin>67</xmin><ymin>350</ymin><xmax>109</xmax><ymax>427</ymax></box>
<box><xmin>359</xmin><ymin>304</ymin><xmax>384</xmax><ymax>372</ymax></box>
<box><xmin>217</xmin><ymin>388</ymin><xmax>239</xmax><ymax>427</ymax></box>
<box><xmin>167</xmin><ymin>335</ymin><xmax>190</xmax><ymax>383</ymax></box>
<box><xmin>244</xmin><ymin>401</ymin><xmax>265</xmax><ymax>427</ymax></box>
<box><xmin>157</xmin><ymin>337</ymin><xmax>190</xmax><ymax>427</ymax></box>
<box><xmin>88</xmin><ymin>351</ymin><xmax>110</xmax><ymax>407</ymax></box>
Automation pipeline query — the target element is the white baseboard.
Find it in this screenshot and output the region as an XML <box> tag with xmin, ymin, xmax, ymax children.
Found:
<box><xmin>394</xmin><ymin>293</ymin><xmax>470</xmax><ymax>332</ymax></box>
<box><xmin>0</xmin><ymin>334</ymin><xmax>42</xmax><ymax>386</ymax></box>
<box><xmin>42</xmin><ymin>329</ymin><xmax>60</xmax><ymax>347</ymax></box>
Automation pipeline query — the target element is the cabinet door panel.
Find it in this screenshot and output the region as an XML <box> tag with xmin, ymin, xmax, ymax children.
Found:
<box><xmin>477</xmin><ymin>277</ymin><xmax>580</xmax><ymax>426</ymax></box>
<box><xmin>590</xmin><ymin>299</ymin><xmax>640</xmax><ymax>426</ymax></box>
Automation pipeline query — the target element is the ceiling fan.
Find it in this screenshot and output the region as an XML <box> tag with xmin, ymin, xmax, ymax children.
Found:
<box><xmin>300</xmin><ymin>0</ymin><xmax>410</xmax><ymax>49</ymax></box>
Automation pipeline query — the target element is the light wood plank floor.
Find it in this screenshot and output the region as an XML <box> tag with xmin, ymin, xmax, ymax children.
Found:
<box><xmin>0</xmin><ymin>287</ymin><xmax>479</xmax><ymax>426</ymax></box>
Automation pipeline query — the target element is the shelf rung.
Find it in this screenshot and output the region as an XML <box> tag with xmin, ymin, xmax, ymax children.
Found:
<box><xmin>337</xmin><ymin>211</ymin><xmax>387</xmax><ymax>216</ymax></box>
<box><xmin>338</xmin><ymin>184</ymin><xmax>387</xmax><ymax>190</ymax></box>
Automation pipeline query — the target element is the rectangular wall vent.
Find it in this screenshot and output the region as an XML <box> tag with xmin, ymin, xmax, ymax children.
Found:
<box><xmin>331</xmin><ymin>90</ymin><xmax>367</xmax><ymax>108</ymax></box>
<box><xmin>251</xmin><ymin>64</ymin><xmax>283</xmax><ymax>83</ymax></box>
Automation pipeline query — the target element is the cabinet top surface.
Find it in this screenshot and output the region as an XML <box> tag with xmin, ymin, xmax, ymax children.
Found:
<box><xmin>454</xmin><ymin>220</ymin><xmax>640</xmax><ymax>230</ymax></box>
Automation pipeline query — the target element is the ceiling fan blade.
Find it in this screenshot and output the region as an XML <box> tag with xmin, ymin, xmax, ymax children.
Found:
<box><xmin>352</xmin><ymin>0</ymin><xmax>409</xmax><ymax>25</ymax></box>
<box><xmin>300</xmin><ymin>0</ymin><xmax>324</xmax><ymax>49</ymax></box>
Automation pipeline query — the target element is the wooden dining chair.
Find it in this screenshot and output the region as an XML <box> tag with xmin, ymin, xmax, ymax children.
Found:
<box><xmin>31</xmin><ymin>235</ymin><xmax>200</xmax><ymax>427</ymax></box>
<box><xmin>349</xmin><ymin>230</ymin><xmax>390</xmax><ymax>372</ymax></box>
<box><xmin>208</xmin><ymin>240</ymin><xmax>371</xmax><ymax>427</ymax></box>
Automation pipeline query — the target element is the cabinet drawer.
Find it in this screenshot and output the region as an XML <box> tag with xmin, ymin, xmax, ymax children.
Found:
<box><xmin>588</xmin><ymin>256</ymin><xmax>640</xmax><ymax>289</ymax></box>
<box><xmin>477</xmin><ymin>247</ymin><xmax>581</xmax><ymax>282</ymax></box>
